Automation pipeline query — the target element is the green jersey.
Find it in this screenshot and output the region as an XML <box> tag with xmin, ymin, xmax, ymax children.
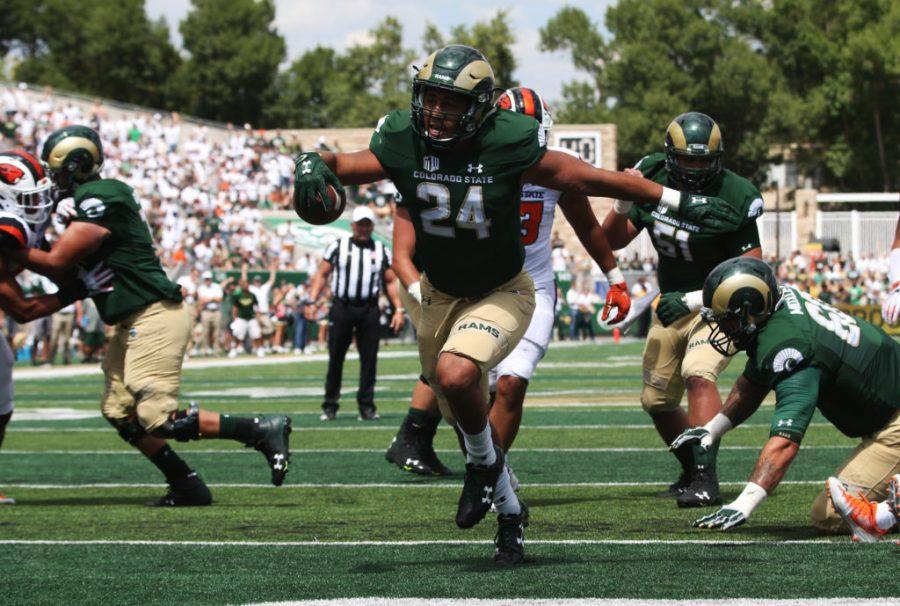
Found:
<box><xmin>628</xmin><ymin>153</ymin><xmax>763</xmax><ymax>293</ymax></box>
<box><xmin>71</xmin><ymin>179</ymin><xmax>183</xmax><ymax>324</ymax></box>
<box><xmin>233</xmin><ymin>288</ymin><xmax>257</xmax><ymax>320</ymax></box>
<box><xmin>369</xmin><ymin>109</ymin><xmax>546</xmax><ymax>297</ymax></box>
<box><xmin>743</xmin><ymin>285</ymin><xmax>900</xmax><ymax>442</ymax></box>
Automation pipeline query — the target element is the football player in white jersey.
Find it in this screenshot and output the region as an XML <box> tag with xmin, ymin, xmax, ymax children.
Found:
<box><xmin>0</xmin><ymin>149</ymin><xmax>113</xmax><ymax>504</ymax></box>
<box><xmin>386</xmin><ymin>88</ymin><xmax>631</xmax><ymax>477</ymax></box>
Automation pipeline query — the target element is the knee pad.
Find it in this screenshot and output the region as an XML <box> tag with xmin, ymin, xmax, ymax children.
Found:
<box><xmin>106</xmin><ymin>416</ymin><xmax>147</xmax><ymax>445</ymax></box>
<box><xmin>150</xmin><ymin>402</ymin><xmax>200</xmax><ymax>442</ymax></box>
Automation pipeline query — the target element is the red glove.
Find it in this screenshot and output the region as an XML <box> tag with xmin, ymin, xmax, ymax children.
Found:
<box><xmin>602</xmin><ymin>282</ymin><xmax>631</xmax><ymax>325</ymax></box>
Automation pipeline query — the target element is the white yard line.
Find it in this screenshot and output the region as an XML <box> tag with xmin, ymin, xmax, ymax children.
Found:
<box><xmin>0</xmin><ymin>480</ymin><xmax>825</xmax><ymax>489</ymax></box>
<box><xmin>242</xmin><ymin>600</ymin><xmax>894</xmax><ymax>606</ymax></box>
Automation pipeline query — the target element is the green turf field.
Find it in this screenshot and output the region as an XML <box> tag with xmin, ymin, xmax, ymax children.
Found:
<box><xmin>1</xmin><ymin>341</ymin><xmax>896</xmax><ymax>605</ymax></box>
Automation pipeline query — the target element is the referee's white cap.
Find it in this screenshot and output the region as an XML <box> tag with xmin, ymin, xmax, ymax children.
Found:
<box><xmin>351</xmin><ymin>206</ymin><xmax>376</xmax><ymax>224</ymax></box>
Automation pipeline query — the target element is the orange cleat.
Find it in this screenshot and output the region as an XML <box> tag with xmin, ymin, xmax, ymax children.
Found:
<box><xmin>0</xmin><ymin>493</ymin><xmax>15</xmax><ymax>505</ymax></box>
<box><xmin>827</xmin><ymin>477</ymin><xmax>885</xmax><ymax>543</ymax></box>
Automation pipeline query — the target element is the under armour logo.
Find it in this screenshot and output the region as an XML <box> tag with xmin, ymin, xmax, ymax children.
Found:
<box><xmin>695</xmin><ymin>491</ymin><xmax>709</xmax><ymax>500</ymax></box>
<box><xmin>300</xmin><ymin>160</ymin><xmax>312</xmax><ymax>175</ymax></box>
<box><xmin>272</xmin><ymin>453</ymin><xmax>285</xmax><ymax>470</ymax></box>
<box><xmin>778</xmin><ymin>419</ymin><xmax>794</xmax><ymax>427</ymax></box>
<box><xmin>467</xmin><ymin>163</ymin><xmax>483</xmax><ymax>174</ymax></box>
<box><xmin>405</xmin><ymin>458</ymin><xmax>420</xmax><ymax>467</ymax></box>
<box><xmin>482</xmin><ymin>486</ymin><xmax>494</xmax><ymax>504</ymax></box>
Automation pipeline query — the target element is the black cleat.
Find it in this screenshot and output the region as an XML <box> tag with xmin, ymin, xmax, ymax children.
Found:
<box><xmin>320</xmin><ymin>405</ymin><xmax>337</xmax><ymax>421</ymax></box>
<box><xmin>251</xmin><ymin>415</ymin><xmax>292</xmax><ymax>486</ymax></box>
<box><xmin>456</xmin><ymin>446</ymin><xmax>504</xmax><ymax>529</ymax></box>
<box><xmin>657</xmin><ymin>470</ymin><xmax>693</xmax><ymax>498</ymax></box>
<box><xmin>494</xmin><ymin>501</ymin><xmax>529</xmax><ymax>566</ymax></box>
<box><xmin>148</xmin><ymin>473</ymin><xmax>212</xmax><ymax>507</ymax></box>
<box><xmin>385</xmin><ymin>419</ymin><xmax>454</xmax><ymax>476</ymax></box>
<box><xmin>676</xmin><ymin>468</ymin><xmax>722</xmax><ymax>508</ymax></box>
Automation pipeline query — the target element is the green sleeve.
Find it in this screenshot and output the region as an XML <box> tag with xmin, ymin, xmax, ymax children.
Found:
<box><xmin>367</xmin><ymin>110</ymin><xmax>407</xmax><ymax>177</ymax></box>
<box><xmin>722</xmin><ymin>219</ymin><xmax>762</xmax><ymax>257</ymax></box>
<box><xmin>494</xmin><ymin>114</ymin><xmax>546</xmax><ymax>174</ymax></box>
<box><xmin>770</xmin><ymin>366</ymin><xmax>822</xmax><ymax>444</ymax></box>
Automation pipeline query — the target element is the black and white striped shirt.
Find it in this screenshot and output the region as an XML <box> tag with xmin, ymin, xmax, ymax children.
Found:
<box><xmin>324</xmin><ymin>237</ymin><xmax>391</xmax><ymax>303</ymax></box>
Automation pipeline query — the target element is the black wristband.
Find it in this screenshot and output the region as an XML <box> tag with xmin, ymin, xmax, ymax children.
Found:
<box><xmin>57</xmin><ymin>281</ymin><xmax>89</xmax><ymax>307</ymax></box>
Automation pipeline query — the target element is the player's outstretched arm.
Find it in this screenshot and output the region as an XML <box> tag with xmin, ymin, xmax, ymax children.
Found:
<box><xmin>16</xmin><ymin>222</ymin><xmax>109</xmax><ymax>284</ymax></box>
<box><xmin>293</xmin><ymin>149</ymin><xmax>389</xmax><ymax>214</ymax></box>
<box><xmin>558</xmin><ymin>191</ymin><xmax>630</xmax><ymax>324</ymax></box>
<box><xmin>0</xmin><ymin>265</ymin><xmax>112</xmax><ymax>324</ymax></box>
<box><xmin>524</xmin><ymin>150</ymin><xmax>666</xmax><ymax>206</ymax></box>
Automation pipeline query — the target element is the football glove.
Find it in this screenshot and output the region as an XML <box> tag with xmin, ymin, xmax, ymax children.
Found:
<box><xmin>55</xmin><ymin>197</ymin><xmax>77</xmax><ymax>225</ymax></box>
<box><xmin>57</xmin><ymin>262</ymin><xmax>115</xmax><ymax>306</ymax></box>
<box><xmin>693</xmin><ymin>507</ymin><xmax>747</xmax><ymax>530</ymax></box>
<box><xmin>669</xmin><ymin>426</ymin><xmax>713</xmax><ymax>453</ymax></box>
<box><xmin>292</xmin><ymin>152</ymin><xmax>344</xmax><ymax>214</ymax></box>
<box><xmin>882</xmin><ymin>284</ymin><xmax>900</xmax><ymax>326</ymax></box>
<box><xmin>678</xmin><ymin>193</ymin><xmax>743</xmax><ymax>232</ymax></box>
<box><xmin>656</xmin><ymin>291</ymin><xmax>691</xmax><ymax>327</ymax></box>
<box><xmin>601</xmin><ymin>282</ymin><xmax>630</xmax><ymax>324</ymax></box>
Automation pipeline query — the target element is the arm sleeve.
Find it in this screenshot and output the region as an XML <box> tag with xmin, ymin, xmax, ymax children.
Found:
<box><xmin>324</xmin><ymin>240</ymin><xmax>339</xmax><ymax>265</ymax></box>
<box><xmin>722</xmin><ymin>219</ymin><xmax>762</xmax><ymax>257</ymax></box>
<box><xmin>770</xmin><ymin>366</ymin><xmax>822</xmax><ymax>444</ymax></box>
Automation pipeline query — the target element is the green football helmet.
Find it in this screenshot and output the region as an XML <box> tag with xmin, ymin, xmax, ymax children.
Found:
<box><xmin>664</xmin><ymin>112</ymin><xmax>723</xmax><ymax>191</ymax></box>
<box><xmin>411</xmin><ymin>45</ymin><xmax>497</xmax><ymax>148</ymax></box>
<box><xmin>701</xmin><ymin>257</ymin><xmax>778</xmax><ymax>355</ymax></box>
<box><xmin>40</xmin><ymin>125</ymin><xmax>104</xmax><ymax>195</ymax></box>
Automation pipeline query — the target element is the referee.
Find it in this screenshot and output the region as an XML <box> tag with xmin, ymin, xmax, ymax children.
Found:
<box><xmin>308</xmin><ymin>206</ymin><xmax>405</xmax><ymax>421</ymax></box>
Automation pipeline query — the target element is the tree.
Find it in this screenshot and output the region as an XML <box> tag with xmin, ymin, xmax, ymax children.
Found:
<box><xmin>11</xmin><ymin>0</ymin><xmax>181</xmax><ymax>109</ymax></box>
<box><xmin>422</xmin><ymin>10</ymin><xmax>518</xmax><ymax>88</ymax></box>
<box><xmin>541</xmin><ymin>1</ymin><xmax>781</xmax><ymax>182</ymax></box>
<box><xmin>264</xmin><ymin>17</ymin><xmax>415</xmax><ymax>129</ymax></box>
<box><xmin>177</xmin><ymin>0</ymin><xmax>285</xmax><ymax>124</ymax></box>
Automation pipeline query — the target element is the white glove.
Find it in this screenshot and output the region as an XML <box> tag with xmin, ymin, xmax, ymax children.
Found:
<box><xmin>407</xmin><ymin>281</ymin><xmax>422</xmax><ymax>304</ymax></box>
<box><xmin>882</xmin><ymin>285</ymin><xmax>900</xmax><ymax>326</ymax></box>
<box><xmin>55</xmin><ymin>197</ymin><xmax>77</xmax><ymax>224</ymax></box>
<box><xmin>78</xmin><ymin>263</ymin><xmax>115</xmax><ymax>295</ymax></box>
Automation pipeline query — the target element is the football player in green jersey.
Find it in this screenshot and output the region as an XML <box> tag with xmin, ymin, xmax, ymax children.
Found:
<box><xmin>12</xmin><ymin>125</ymin><xmax>293</xmax><ymax>505</ymax></box>
<box><xmin>602</xmin><ymin>112</ymin><xmax>765</xmax><ymax>508</ymax></box>
<box><xmin>670</xmin><ymin>257</ymin><xmax>900</xmax><ymax>536</ymax></box>
<box><xmin>294</xmin><ymin>45</ymin><xmax>742</xmax><ymax>564</ymax></box>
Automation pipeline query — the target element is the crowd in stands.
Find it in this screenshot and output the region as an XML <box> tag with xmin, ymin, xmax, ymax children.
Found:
<box><xmin>0</xmin><ymin>85</ymin><xmax>896</xmax><ymax>365</ymax></box>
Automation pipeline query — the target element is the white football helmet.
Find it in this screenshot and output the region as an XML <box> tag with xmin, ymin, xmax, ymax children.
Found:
<box><xmin>0</xmin><ymin>150</ymin><xmax>53</xmax><ymax>229</ymax></box>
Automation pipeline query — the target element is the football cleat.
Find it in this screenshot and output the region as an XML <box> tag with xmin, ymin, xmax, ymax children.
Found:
<box><xmin>457</xmin><ymin>446</ymin><xmax>504</xmax><ymax>529</ymax></box>
<box><xmin>676</xmin><ymin>468</ymin><xmax>722</xmax><ymax>508</ymax></box>
<box><xmin>147</xmin><ymin>473</ymin><xmax>212</xmax><ymax>507</ymax></box>
<box><xmin>658</xmin><ymin>470</ymin><xmax>693</xmax><ymax>498</ymax></box>
<box><xmin>385</xmin><ymin>427</ymin><xmax>434</xmax><ymax>475</ymax></box>
<box><xmin>320</xmin><ymin>405</ymin><xmax>337</xmax><ymax>422</ymax></box>
<box><xmin>0</xmin><ymin>493</ymin><xmax>15</xmax><ymax>505</ymax></box>
<box><xmin>494</xmin><ymin>501</ymin><xmax>529</xmax><ymax>566</ymax></box>
<box><xmin>827</xmin><ymin>477</ymin><xmax>887</xmax><ymax>543</ymax></box>
<box><xmin>251</xmin><ymin>415</ymin><xmax>292</xmax><ymax>486</ymax></box>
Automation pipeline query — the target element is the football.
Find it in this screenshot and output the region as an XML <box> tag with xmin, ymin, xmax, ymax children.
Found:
<box><xmin>295</xmin><ymin>183</ymin><xmax>346</xmax><ymax>225</ymax></box>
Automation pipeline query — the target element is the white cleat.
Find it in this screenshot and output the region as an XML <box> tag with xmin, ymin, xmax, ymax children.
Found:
<box><xmin>0</xmin><ymin>493</ymin><xmax>15</xmax><ymax>505</ymax></box>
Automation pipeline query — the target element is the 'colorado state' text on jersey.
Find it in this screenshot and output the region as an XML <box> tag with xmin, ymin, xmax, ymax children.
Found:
<box><xmin>71</xmin><ymin>179</ymin><xmax>183</xmax><ymax>324</ymax></box>
<box><xmin>370</xmin><ymin>109</ymin><xmax>546</xmax><ymax>297</ymax></box>
<box><xmin>519</xmin><ymin>146</ymin><xmax>579</xmax><ymax>293</ymax></box>
<box><xmin>628</xmin><ymin>152</ymin><xmax>763</xmax><ymax>293</ymax></box>
<box><xmin>743</xmin><ymin>285</ymin><xmax>900</xmax><ymax>441</ymax></box>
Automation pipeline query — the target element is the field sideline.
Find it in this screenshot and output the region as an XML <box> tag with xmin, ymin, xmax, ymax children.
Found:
<box><xmin>1</xmin><ymin>341</ymin><xmax>896</xmax><ymax>605</ymax></box>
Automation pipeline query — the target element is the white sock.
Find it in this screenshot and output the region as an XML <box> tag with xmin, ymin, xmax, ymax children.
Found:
<box><xmin>493</xmin><ymin>463</ymin><xmax>521</xmax><ymax>515</ymax></box>
<box><xmin>875</xmin><ymin>501</ymin><xmax>897</xmax><ymax>531</ymax></box>
<box><xmin>462</xmin><ymin>423</ymin><xmax>496</xmax><ymax>466</ymax></box>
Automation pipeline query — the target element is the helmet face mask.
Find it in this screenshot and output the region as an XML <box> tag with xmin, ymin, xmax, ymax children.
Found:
<box><xmin>664</xmin><ymin>112</ymin><xmax>723</xmax><ymax>191</ymax></box>
<box><xmin>410</xmin><ymin>45</ymin><xmax>496</xmax><ymax>149</ymax></box>
<box><xmin>701</xmin><ymin>257</ymin><xmax>779</xmax><ymax>356</ymax></box>
<box><xmin>0</xmin><ymin>150</ymin><xmax>54</xmax><ymax>229</ymax></box>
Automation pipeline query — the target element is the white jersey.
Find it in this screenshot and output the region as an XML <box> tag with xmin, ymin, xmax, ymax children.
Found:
<box><xmin>519</xmin><ymin>146</ymin><xmax>579</xmax><ymax>292</ymax></box>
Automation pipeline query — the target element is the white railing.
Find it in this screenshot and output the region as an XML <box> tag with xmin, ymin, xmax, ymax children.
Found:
<box><xmin>816</xmin><ymin>210</ymin><xmax>897</xmax><ymax>258</ymax></box>
<box><xmin>758</xmin><ymin>212</ymin><xmax>797</xmax><ymax>256</ymax></box>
